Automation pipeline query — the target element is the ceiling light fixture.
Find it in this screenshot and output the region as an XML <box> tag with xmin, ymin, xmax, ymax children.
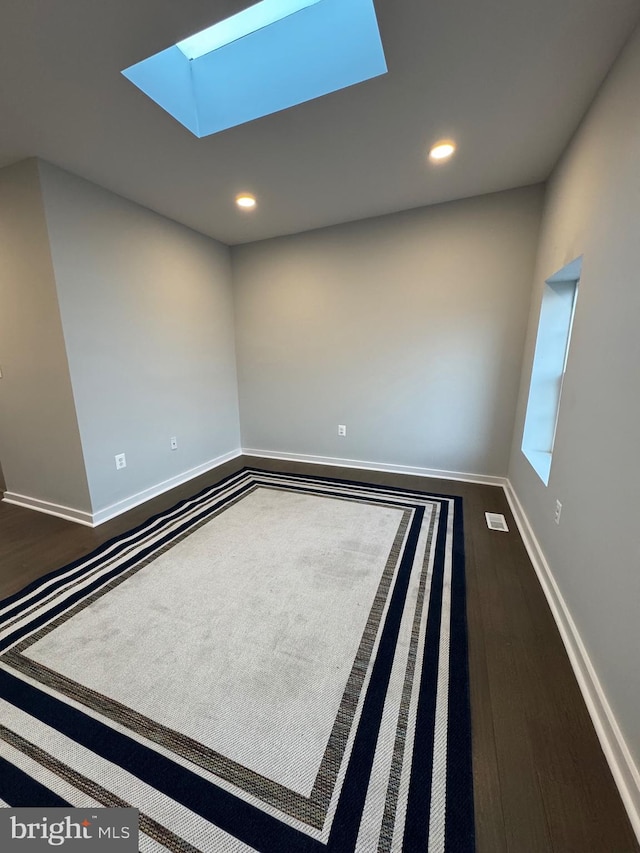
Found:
<box><xmin>429</xmin><ymin>140</ymin><xmax>456</xmax><ymax>162</ymax></box>
<box><xmin>236</xmin><ymin>193</ymin><xmax>257</xmax><ymax>210</ymax></box>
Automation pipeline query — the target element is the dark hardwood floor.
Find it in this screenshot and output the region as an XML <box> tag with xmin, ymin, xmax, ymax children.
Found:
<box><xmin>0</xmin><ymin>456</ymin><xmax>638</xmax><ymax>852</ymax></box>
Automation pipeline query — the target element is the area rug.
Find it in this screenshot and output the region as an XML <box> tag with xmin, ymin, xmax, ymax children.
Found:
<box><xmin>0</xmin><ymin>468</ymin><xmax>475</xmax><ymax>852</ymax></box>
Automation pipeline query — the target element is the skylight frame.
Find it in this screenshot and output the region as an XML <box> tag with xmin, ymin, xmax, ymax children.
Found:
<box><xmin>176</xmin><ymin>0</ymin><xmax>323</xmax><ymax>60</ymax></box>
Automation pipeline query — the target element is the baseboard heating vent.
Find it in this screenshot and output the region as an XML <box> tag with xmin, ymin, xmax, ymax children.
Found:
<box><xmin>485</xmin><ymin>512</ymin><xmax>509</xmax><ymax>532</ymax></box>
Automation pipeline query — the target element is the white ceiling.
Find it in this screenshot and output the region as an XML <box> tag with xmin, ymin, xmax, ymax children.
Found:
<box><xmin>1</xmin><ymin>0</ymin><xmax>639</xmax><ymax>245</ymax></box>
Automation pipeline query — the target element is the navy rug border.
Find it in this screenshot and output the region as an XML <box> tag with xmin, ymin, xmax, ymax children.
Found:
<box><xmin>0</xmin><ymin>468</ymin><xmax>475</xmax><ymax>852</ymax></box>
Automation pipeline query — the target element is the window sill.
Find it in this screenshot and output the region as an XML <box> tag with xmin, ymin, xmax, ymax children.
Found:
<box><xmin>522</xmin><ymin>448</ymin><xmax>551</xmax><ymax>486</ymax></box>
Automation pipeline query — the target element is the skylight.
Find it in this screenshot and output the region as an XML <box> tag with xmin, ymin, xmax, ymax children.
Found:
<box><xmin>175</xmin><ymin>0</ymin><xmax>321</xmax><ymax>61</ymax></box>
<box><xmin>122</xmin><ymin>0</ymin><xmax>387</xmax><ymax>138</ymax></box>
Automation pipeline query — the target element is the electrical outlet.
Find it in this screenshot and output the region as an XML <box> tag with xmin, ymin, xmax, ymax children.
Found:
<box><xmin>554</xmin><ymin>500</ymin><xmax>562</xmax><ymax>525</ymax></box>
<box><xmin>115</xmin><ymin>453</ymin><xmax>127</xmax><ymax>470</ymax></box>
<box><xmin>338</xmin><ymin>424</ymin><xmax>347</xmax><ymax>437</ymax></box>
<box><xmin>170</xmin><ymin>436</ymin><xmax>178</xmax><ymax>450</ymax></box>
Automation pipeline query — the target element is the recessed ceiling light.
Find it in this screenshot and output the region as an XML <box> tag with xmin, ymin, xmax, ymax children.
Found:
<box><xmin>236</xmin><ymin>193</ymin><xmax>257</xmax><ymax>210</ymax></box>
<box><xmin>429</xmin><ymin>140</ymin><xmax>456</xmax><ymax>162</ymax></box>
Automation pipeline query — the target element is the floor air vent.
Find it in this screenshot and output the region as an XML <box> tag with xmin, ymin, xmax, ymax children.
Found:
<box><xmin>485</xmin><ymin>512</ymin><xmax>509</xmax><ymax>532</ymax></box>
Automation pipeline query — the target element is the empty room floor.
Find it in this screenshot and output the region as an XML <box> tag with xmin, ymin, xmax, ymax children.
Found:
<box><xmin>0</xmin><ymin>456</ymin><xmax>637</xmax><ymax>853</ymax></box>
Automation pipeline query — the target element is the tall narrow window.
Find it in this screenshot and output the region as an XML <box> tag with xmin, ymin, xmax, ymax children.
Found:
<box><xmin>522</xmin><ymin>256</ymin><xmax>581</xmax><ymax>485</ymax></box>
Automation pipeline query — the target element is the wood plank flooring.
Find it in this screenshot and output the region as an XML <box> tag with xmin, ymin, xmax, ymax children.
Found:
<box><xmin>0</xmin><ymin>456</ymin><xmax>638</xmax><ymax>852</ymax></box>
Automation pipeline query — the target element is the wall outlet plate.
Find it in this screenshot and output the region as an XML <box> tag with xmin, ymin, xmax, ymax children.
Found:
<box><xmin>115</xmin><ymin>453</ymin><xmax>126</xmax><ymax>470</ymax></box>
<box><xmin>554</xmin><ymin>500</ymin><xmax>562</xmax><ymax>524</ymax></box>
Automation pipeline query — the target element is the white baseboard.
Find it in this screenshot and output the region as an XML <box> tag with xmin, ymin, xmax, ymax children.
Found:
<box><xmin>242</xmin><ymin>447</ymin><xmax>508</xmax><ymax>488</ymax></box>
<box><xmin>504</xmin><ymin>480</ymin><xmax>640</xmax><ymax>843</ymax></box>
<box><xmin>2</xmin><ymin>493</ymin><xmax>94</xmax><ymax>527</ymax></box>
<box><xmin>91</xmin><ymin>449</ymin><xmax>243</xmax><ymax>525</ymax></box>
<box><xmin>3</xmin><ymin>447</ymin><xmax>501</xmax><ymax>527</ymax></box>
<box><xmin>2</xmin><ymin>449</ymin><xmax>243</xmax><ymax>528</ymax></box>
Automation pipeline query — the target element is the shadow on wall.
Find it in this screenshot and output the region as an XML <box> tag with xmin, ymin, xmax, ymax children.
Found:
<box><xmin>0</xmin><ymin>459</ymin><xmax>5</xmax><ymax>492</ymax></box>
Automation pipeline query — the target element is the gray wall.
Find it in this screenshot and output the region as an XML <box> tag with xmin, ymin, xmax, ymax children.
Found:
<box><xmin>232</xmin><ymin>186</ymin><xmax>543</xmax><ymax>476</ymax></box>
<box><xmin>0</xmin><ymin>160</ymin><xmax>92</xmax><ymax>511</ymax></box>
<box><xmin>38</xmin><ymin>162</ymin><xmax>241</xmax><ymax>513</ymax></box>
<box><xmin>509</xmin><ymin>26</ymin><xmax>640</xmax><ymax>771</ymax></box>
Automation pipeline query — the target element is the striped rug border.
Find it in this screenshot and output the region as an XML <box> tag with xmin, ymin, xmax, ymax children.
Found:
<box><xmin>0</xmin><ymin>468</ymin><xmax>475</xmax><ymax>852</ymax></box>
